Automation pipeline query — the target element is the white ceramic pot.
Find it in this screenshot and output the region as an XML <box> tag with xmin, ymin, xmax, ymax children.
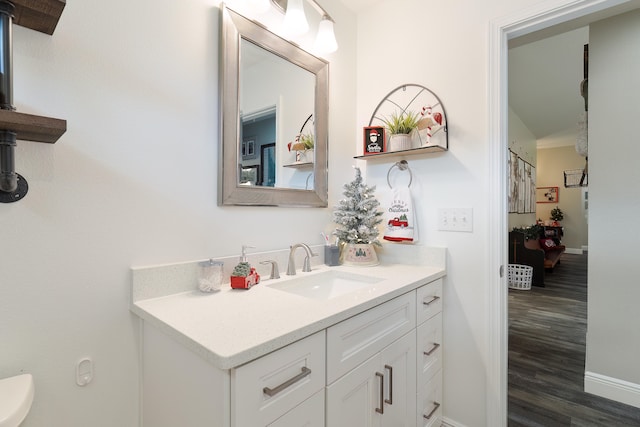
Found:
<box><xmin>342</xmin><ymin>243</ymin><xmax>379</xmax><ymax>266</ymax></box>
<box><xmin>388</xmin><ymin>133</ymin><xmax>413</xmax><ymax>151</ymax></box>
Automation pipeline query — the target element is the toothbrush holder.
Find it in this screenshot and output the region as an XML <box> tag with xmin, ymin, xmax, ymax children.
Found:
<box><xmin>324</xmin><ymin>245</ymin><xmax>340</xmax><ymax>266</ymax></box>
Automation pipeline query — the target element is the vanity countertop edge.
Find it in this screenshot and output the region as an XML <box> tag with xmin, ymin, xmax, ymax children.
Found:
<box><xmin>131</xmin><ymin>263</ymin><xmax>445</xmax><ymax>370</ymax></box>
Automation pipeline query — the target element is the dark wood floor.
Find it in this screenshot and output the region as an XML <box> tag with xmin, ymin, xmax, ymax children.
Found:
<box><xmin>508</xmin><ymin>253</ymin><xmax>640</xmax><ymax>426</ymax></box>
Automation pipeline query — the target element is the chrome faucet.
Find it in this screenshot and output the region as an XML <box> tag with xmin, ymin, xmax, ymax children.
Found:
<box><xmin>287</xmin><ymin>243</ymin><xmax>318</xmax><ymax>275</ymax></box>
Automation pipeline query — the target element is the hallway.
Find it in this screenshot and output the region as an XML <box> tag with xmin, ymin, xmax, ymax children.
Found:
<box><xmin>508</xmin><ymin>254</ymin><xmax>640</xmax><ymax>426</ymax></box>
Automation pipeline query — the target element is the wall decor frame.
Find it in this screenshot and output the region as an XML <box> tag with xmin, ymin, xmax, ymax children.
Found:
<box><xmin>525</xmin><ymin>162</ymin><xmax>536</xmax><ymax>213</ymax></box>
<box><xmin>240</xmin><ymin>165</ymin><xmax>259</xmax><ymax>185</ymax></box>
<box><xmin>536</xmin><ymin>186</ymin><xmax>559</xmax><ymax>203</ymax></box>
<box><xmin>363</xmin><ymin>126</ymin><xmax>385</xmax><ymax>155</ymax></box>
<box><xmin>508</xmin><ymin>150</ymin><xmax>518</xmax><ymax>213</ymax></box>
<box><xmin>517</xmin><ymin>158</ymin><xmax>525</xmax><ymax>213</ymax></box>
<box><xmin>260</xmin><ymin>143</ymin><xmax>276</xmax><ymax>187</ymax></box>
<box><xmin>242</xmin><ymin>137</ymin><xmax>257</xmax><ymax>160</ymax></box>
<box><xmin>508</xmin><ymin>149</ymin><xmax>536</xmax><ymax>213</ymax></box>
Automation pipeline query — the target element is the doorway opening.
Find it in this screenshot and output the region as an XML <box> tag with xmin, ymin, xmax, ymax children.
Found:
<box><xmin>488</xmin><ymin>1</ymin><xmax>640</xmax><ymax>425</ymax></box>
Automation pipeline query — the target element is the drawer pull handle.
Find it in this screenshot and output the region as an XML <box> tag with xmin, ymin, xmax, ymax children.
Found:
<box><xmin>384</xmin><ymin>365</ymin><xmax>393</xmax><ymax>405</ymax></box>
<box><xmin>375</xmin><ymin>372</ymin><xmax>384</xmax><ymax>414</ymax></box>
<box><xmin>423</xmin><ymin>401</ymin><xmax>441</xmax><ymax>420</ymax></box>
<box><xmin>424</xmin><ymin>343</ymin><xmax>441</xmax><ymax>356</ymax></box>
<box><xmin>423</xmin><ymin>295</ymin><xmax>440</xmax><ymax>306</ymax></box>
<box><xmin>263</xmin><ymin>366</ymin><xmax>311</xmax><ymax>397</ymax></box>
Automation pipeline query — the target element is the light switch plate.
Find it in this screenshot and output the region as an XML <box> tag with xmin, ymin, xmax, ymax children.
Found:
<box><xmin>438</xmin><ymin>208</ymin><xmax>473</xmax><ymax>232</ymax></box>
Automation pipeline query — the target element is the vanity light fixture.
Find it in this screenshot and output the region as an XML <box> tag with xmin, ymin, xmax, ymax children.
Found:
<box><xmin>282</xmin><ymin>0</ymin><xmax>308</xmax><ymax>37</ymax></box>
<box><xmin>271</xmin><ymin>0</ymin><xmax>338</xmax><ymax>54</ymax></box>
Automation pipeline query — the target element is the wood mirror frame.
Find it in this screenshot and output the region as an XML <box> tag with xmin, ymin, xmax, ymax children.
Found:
<box><xmin>219</xmin><ymin>5</ymin><xmax>329</xmax><ymax>207</ymax></box>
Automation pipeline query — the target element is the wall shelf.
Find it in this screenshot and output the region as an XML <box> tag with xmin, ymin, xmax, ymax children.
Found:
<box><xmin>0</xmin><ymin>0</ymin><xmax>66</xmax><ymax>202</ymax></box>
<box><xmin>283</xmin><ymin>161</ymin><xmax>313</xmax><ymax>168</ymax></box>
<box><xmin>13</xmin><ymin>0</ymin><xmax>65</xmax><ymax>35</ymax></box>
<box><xmin>358</xmin><ymin>83</ymin><xmax>448</xmax><ymax>159</ymax></box>
<box><xmin>354</xmin><ymin>145</ymin><xmax>446</xmax><ymax>160</ymax></box>
<box><xmin>0</xmin><ymin>109</ymin><xmax>66</xmax><ymax>143</ymax></box>
<box><xmin>1</xmin><ymin>0</ymin><xmax>67</xmax><ymax>144</ymax></box>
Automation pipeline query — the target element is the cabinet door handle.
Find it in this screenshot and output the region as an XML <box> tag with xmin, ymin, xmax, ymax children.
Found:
<box><xmin>262</xmin><ymin>366</ymin><xmax>311</xmax><ymax>397</ymax></box>
<box><xmin>375</xmin><ymin>372</ymin><xmax>384</xmax><ymax>414</ymax></box>
<box><xmin>423</xmin><ymin>401</ymin><xmax>441</xmax><ymax>420</ymax></box>
<box><xmin>384</xmin><ymin>364</ymin><xmax>393</xmax><ymax>405</ymax></box>
<box><xmin>422</xmin><ymin>295</ymin><xmax>440</xmax><ymax>306</ymax></box>
<box><xmin>423</xmin><ymin>343</ymin><xmax>441</xmax><ymax>356</ymax></box>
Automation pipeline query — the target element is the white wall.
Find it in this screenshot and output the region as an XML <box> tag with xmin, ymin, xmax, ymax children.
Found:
<box><xmin>6</xmin><ymin>0</ymin><xmax>636</xmax><ymax>425</ymax></box>
<box><xmin>1</xmin><ymin>0</ymin><xmax>357</xmax><ymax>425</ymax></box>
<box><xmin>354</xmin><ymin>0</ymin><xmax>583</xmax><ymax>425</ymax></box>
<box><xmin>586</xmin><ymin>9</ymin><xmax>640</xmax><ymax>405</ymax></box>
<box><xmin>536</xmin><ymin>146</ymin><xmax>588</xmax><ymax>251</ymax></box>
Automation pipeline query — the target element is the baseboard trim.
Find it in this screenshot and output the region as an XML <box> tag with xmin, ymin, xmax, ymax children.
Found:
<box><xmin>565</xmin><ymin>247</ymin><xmax>583</xmax><ymax>255</ymax></box>
<box><xmin>442</xmin><ymin>416</ymin><xmax>469</xmax><ymax>427</ymax></box>
<box><xmin>584</xmin><ymin>371</ymin><xmax>640</xmax><ymax>409</ymax></box>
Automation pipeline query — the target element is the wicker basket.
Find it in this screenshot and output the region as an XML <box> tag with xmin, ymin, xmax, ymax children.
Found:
<box><xmin>508</xmin><ymin>264</ymin><xmax>533</xmax><ymax>290</ymax></box>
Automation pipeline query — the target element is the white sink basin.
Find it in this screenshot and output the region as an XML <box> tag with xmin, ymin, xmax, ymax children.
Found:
<box><xmin>0</xmin><ymin>374</ymin><xmax>34</xmax><ymax>427</ymax></box>
<box><xmin>268</xmin><ymin>270</ymin><xmax>383</xmax><ymax>300</ymax></box>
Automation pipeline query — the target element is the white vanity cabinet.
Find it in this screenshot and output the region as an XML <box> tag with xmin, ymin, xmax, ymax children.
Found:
<box><xmin>138</xmin><ymin>275</ymin><xmax>444</xmax><ymax>427</ymax></box>
<box><xmin>416</xmin><ymin>279</ymin><xmax>443</xmax><ymax>426</ymax></box>
<box><xmin>326</xmin><ymin>291</ymin><xmax>417</xmax><ymax>426</ymax></box>
<box><xmin>232</xmin><ymin>331</ymin><xmax>325</xmax><ymax>426</ymax></box>
<box><xmin>326</xmin><ymin>331</ymin><xmax>416</xmax><ymax>426</ymax></box>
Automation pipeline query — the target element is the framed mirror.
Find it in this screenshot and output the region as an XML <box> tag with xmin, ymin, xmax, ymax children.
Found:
<box><xmin>219</xmin><ymin>5</ymin><xmax>329</xmax><ymax>207</ymax></box>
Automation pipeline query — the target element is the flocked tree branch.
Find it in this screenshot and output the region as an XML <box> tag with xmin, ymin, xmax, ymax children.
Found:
<box><xmin>333</xmin><ymin>167</ymin><xmax>383</xmax><ymax>245</ymax></box>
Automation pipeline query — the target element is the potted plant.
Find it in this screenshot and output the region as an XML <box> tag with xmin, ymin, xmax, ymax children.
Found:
<box><xmin>512</xmin><ymin>224</ymin><xmax>543</xmax><ymax>241</ymax></box>
<box><xmin>333</xmin><ymin>167</ymin><xmax>383</xmax><ymax>266</ymax></box>
<box><xmin>287</xmin><ymin>133</ymin><xmax>314</xmax><ymax>162</ymax></box>
<box><xmin>550</xmin><ymin>206</ymin><xmax>564</xmax><ymax>225</ymax></box>
<box><xmin>381</xmin><ymin>110</ymin><xmax>420</xmax><ymax>151</ymax></box>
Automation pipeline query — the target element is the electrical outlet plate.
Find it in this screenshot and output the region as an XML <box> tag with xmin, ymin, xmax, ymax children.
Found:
<box><xmin>438</xmin><ymin>208</ymin><xmax>473</xmax><ymax>232</ymax></box>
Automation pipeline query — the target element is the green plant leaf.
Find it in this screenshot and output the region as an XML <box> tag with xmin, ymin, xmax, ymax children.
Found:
<box><xmin>381</xmin><ymin>111</ymin><xmax>420</xmax><ymax>135</ymax></box>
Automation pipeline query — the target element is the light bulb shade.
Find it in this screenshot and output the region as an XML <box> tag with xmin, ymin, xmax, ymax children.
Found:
<box><xmin>283</xmin><ymin>0</ymin><xmax>309</xmax><ymax>37</ymax></box>
<box><xmin>314</xmin><ymin>18</ymin><xmax>338</xmax><ymax>54</ymax></box>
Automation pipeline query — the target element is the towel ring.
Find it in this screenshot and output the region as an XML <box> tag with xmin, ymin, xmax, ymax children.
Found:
<box><xmin>387</xmin><ymin>160</ymin><xmax>413</xmax><ymax>188</ymax></box>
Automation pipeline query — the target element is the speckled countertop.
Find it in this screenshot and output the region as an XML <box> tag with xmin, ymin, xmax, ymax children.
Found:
<box><xmin>130</xmin><ymin>247</ymin><xmax>446</xmax><ymax>370</ymax></box>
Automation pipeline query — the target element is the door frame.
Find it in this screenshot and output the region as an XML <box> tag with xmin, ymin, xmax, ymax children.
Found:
<box><xmin>487</xmin><ymin>1</ymin><xmax>635</xmax><ymax>425</ymax></box>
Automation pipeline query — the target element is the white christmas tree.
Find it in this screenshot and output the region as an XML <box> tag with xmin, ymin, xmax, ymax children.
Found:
<box><xmin>333</xmin><ymin>167</ymin><xmax>383</xmax><ymax>245</ymax></box>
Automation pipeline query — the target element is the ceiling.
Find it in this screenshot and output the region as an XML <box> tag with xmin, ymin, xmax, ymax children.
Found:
<box><xmin>509</xmin><ymin>27</ymin><xmax>588</xmax><ymax>149</ymax></box>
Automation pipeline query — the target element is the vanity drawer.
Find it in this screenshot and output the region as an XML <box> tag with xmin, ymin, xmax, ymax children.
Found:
<box><xmin>416</xmin><ymin>278</ymin><xmax>442</xmax><ymax>325</ymax></box>
<box><xmin>417</xmin><ymin>312</ymin><xmax>442</xmax><ymax>385</ymax></box>
<box><xmin>268</xmin><ymin>389</ymin><xmax>324</xmax><ymax>427</ymax></box>
<box><xmin>231</xmin><ymin>331</ymin><xmax>326</xmax><ymax>427</ymax></box>
<box><xmin>418</xmin><ymin>370</ymin><xmax>442</xmax><ymax>427</ymax></box>
<box><xmin>326</xmin><ymin>291</ymin><xmax>416</xmax><ymax>384</ymax></box>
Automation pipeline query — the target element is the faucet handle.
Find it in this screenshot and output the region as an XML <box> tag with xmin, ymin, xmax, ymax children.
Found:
<box><xmin>260</xmin><ymin>260</ymin><xmax>280</xmax><ymax>279</ymax></box>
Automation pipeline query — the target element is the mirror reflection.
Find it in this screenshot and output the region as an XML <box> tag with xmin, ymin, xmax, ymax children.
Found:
<box><xmin>239</xmin><ymin>40</ymin><xmax>315</xmax><ymax>189</ymax></box>
<box><xmin>220</xmin><ymin>5</ymin><xmax>329</xmax><ymax>207</ymax></box>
